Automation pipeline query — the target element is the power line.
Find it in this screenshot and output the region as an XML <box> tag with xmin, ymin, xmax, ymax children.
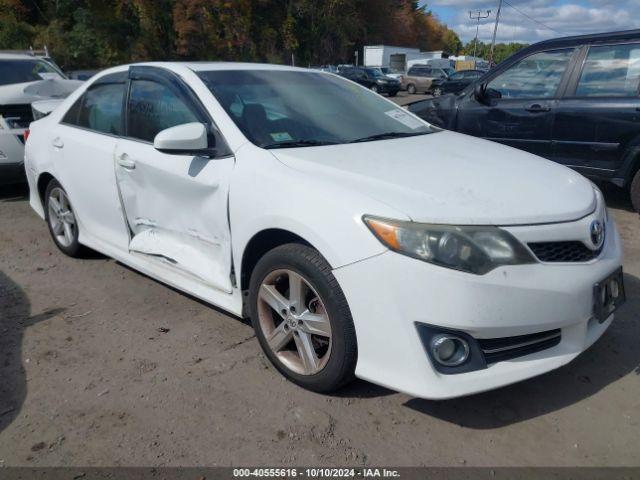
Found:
<box><xmin>503</xmin><ymin>0</ymin><xmax>562</xmax><ymax>35</ymax></box>
<box><xmin>469</xmin><ymin>9</ymin><xmax>492</xmax><ymax>59</ymax></box>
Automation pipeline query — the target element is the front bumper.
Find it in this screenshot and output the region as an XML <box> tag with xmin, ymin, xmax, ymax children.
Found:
<box><xmin>377</xmin><ymin>83</ymin><xmax>400</xmax><ymax>94</ymax></box>
<box><xmin>333</xmin><ymin>216</ymin><xmax>623</xmax><ymax>399</ymax></box>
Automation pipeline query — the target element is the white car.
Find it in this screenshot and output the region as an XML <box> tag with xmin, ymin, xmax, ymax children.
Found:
<box><xmin>0</xmin><ymin>53</ymin><xmax>81</xmax><ymax>184</ymax></box>
<box><xmin>24</xmin><ymin>62</ymin><xmax>625</xmax><ymax>399</ymax></box>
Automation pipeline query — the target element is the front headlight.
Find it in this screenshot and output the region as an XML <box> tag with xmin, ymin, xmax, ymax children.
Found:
<box><xmin>377</xmin><ymin>79</ymin><xmax>388</xmax><ymax>84</ymax></box>
<box><xmin>363</xmin><ymin>216</ymin><xmax>535</xmax><ymax>274</ymax></box>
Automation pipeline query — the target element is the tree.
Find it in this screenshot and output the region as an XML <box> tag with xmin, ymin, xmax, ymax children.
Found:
<box><xmin>0</xmin><ymin>0</ymin><xmax>477</xmax><ymax>69</ymax></box>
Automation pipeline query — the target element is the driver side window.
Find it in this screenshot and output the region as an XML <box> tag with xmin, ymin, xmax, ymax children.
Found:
<box><xmin>487</xmin><ymin>49</ymin><xmax>574</xmax><ymax>99</ymax></box>
<box><xmin>127</xmin><ymin>79</ymin><xmax>199</xmax><ymax>143</ymax></box>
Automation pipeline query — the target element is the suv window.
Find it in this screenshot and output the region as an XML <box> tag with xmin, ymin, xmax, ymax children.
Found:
<box><xmin>487</xmin><ymin>49</ymin><xmax>574</xmax><ymax>99</ymax></box>
<box><xmin>575</xmin><ymin>43</ymin><xmax>640</xmax><ymax>97</ymax></box>
<box><xmin>62</xmin><ymin>82</ymin><xmax>125</xmax><ymax>135</ymax></box>
<box><xmin>127</xmin><ymin>79</ymin><xmax>199</xmax><ymax>142</ymax></box>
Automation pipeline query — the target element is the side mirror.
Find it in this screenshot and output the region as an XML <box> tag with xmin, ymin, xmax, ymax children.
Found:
<box><xmin>153</xmin><ymin>122</ymin><xmax>216</xmax><ymax>157</ymax></box>
<box><xmin>474</xmin><ymin>83</ymin><xmax>488</xmax><ymax>104</ymax></box>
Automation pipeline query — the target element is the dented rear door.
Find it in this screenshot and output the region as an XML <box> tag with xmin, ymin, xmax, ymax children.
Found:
<box><xmin>114</xmin><ymin>67</ymin><xmax>235</xmax><ymax>293</ymax></box>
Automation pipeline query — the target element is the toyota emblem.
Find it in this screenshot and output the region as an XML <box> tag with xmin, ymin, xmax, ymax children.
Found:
<box><xmin>590</xmin><ymin>220</ymin><xmax>604</xmax><ymax>248</ymax></box>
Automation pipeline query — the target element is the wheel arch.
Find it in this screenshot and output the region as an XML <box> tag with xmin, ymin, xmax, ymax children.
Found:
<box><xmin>36</xmin><ymin>171</ymin><xmax>56</xmax><ymax>206</ymax></box>
<box><xmin>239</xmin><ymin>228</ymin><xmax>313</xmax><ymax>292</ymax></box>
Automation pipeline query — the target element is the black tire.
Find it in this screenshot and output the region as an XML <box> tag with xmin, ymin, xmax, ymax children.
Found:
<box><xmin>432</xmin><ymin>87</ymin><xmax>442</xmax><ymax>97</ymax></box>
<box><xmin>44</xmin><ymin>179</ymin><xmax>83</xmax><ymax>257</ymax></box>
<box><xmin>631</xmin><ymin>169</ymin><xmax>640</xmax><ymax>213</ymax></box>
<box><xmin>248</xmin><ymin>243</ymin><xmax>357</xmax><ymax>393</ymax></box>
<box><xmin>407</xmin><ymin>84</ymin><xmax>416</xmax><ymax>95</ymax></box>
<box><xmin>371</xmin><ymin>85</ymin><xmax>379</xmax><ymax>93</ymax></box>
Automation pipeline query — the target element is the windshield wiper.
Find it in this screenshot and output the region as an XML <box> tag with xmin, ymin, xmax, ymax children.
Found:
<box><xmin>349</xmin><ymin>132</ymin><xmax>427</xmax><ymax>143</ymax></box>
<box><xmin>262</xmin><ymin>140</ymin><xmax>338</xmax><ymax>149</ymax></box>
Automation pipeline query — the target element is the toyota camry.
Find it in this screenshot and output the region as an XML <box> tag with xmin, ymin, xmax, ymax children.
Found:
<box><xmin>24</xmin><ymin>63</ymin><xmax>625</xmax><ymax>399</ymax></box>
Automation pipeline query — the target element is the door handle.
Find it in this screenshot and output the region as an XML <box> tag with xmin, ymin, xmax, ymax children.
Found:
<box><xmin>51</xmin><ymin>137</ymin><xmax>64</xmax><ymax>149</ymax></box>
<box><xmin>525</xmin><ymin>104</ymin><xmax>551</xmax><ymax>113</ymax></box>
<box><xmin>117</xmin><ymin>153</ymin><xmax>136</xmax><ymax>170</ymax></box>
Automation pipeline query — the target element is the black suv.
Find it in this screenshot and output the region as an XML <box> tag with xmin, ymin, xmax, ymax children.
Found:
<box><xmin>408</xmin><ymin>29</ymin><xmax>640</xmax><ymax>212</ymax></box>
<box><xmin>339</xmin><ymin>67</ymin><xmax>400</xmax><ymax>96</ymax></box>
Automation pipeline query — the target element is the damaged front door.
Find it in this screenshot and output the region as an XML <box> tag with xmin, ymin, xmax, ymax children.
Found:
<box><xmin>114</xmin><ymin>67</ymin><xmax>235</xmax><ymax>293</ymax></box>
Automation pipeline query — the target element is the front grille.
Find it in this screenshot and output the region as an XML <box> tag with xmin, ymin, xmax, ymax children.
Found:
<box><xmin>528</xmin><ymin>241</ymin><xmax>601</xmax><ymax>263</ymax></box>
<box><xmin>479</xmin><ymin>329</ymin><xmax>561</xmax><ymax>364</ymax></box>
<box><xmin>0</xmin><ymin>104</ymin><xmax>34</xmax><ymax>129</ymax></box>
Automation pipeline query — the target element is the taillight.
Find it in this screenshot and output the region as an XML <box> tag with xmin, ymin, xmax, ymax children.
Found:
<box><xmin>23</xmin><ymin>129</ymin><xmax>30</xmax><ymax>142</ymax></box>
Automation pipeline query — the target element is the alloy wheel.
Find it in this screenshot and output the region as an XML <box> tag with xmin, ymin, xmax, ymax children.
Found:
<box><xmin>257</xmin><ymin>269</ymin><xmax>332</xmax><ymax>376</ymax></box>
<box><xmin>48</xmin><ymin>187</ymin><xmax>77</xmax><ymax>248</ymax></box>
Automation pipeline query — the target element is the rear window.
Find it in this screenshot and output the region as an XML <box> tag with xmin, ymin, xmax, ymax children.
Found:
<box><xmin>0</xmin><ymin>59</ymin><xmax>65</xmax><ymax>86</ymax></box>
<box><xmin>63</xmin><ymin>80</ymin><xmax>125</xmax><ymax>135</ymax></box>
<box><xmin>575</xmin><ymin>43</ymin><xmax>640</xmax><ymax>97</ymax></box>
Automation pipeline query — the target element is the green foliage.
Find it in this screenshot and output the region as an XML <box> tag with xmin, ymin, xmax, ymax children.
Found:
<box><xmin>463</xmin><ymin>40</ymin><xmax>529</xmax><ymax>64</ymax></box>
<box><xmin>0</xmin><ymin>0</ymin><xmax>466</xmax><ymax>70</ymax></box>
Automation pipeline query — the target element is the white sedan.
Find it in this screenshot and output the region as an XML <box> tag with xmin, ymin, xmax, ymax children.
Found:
<box><xmin>24</xmin><ymin>62</ymin><xmax>625</xmax><ymax>399</ymax></box>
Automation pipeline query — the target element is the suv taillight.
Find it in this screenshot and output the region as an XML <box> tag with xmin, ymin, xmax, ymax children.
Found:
<box><xmin>23</xmin><ymin>129</ymin><xmax>30</xmax><ymax>142</ymax></box>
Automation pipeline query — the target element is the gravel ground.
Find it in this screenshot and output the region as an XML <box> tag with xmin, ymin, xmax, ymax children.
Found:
<box><xmin>0</xmin><ymin>159</ymin><xmax>638</xmax><ymax>466</ymax></box>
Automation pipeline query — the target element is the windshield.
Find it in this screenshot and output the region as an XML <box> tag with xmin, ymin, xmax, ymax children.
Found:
<box><xmin>365</xmin><ymin>68</ymin><xmax>384</xmax><ymax>78</ymax></box>
<box><xmin>198</xmin><ymin>70</ymin><xmax>432</xmax><ymax>148</ymax></box>
<box><xmin>0</xmin><ymin>59</ymin><xmax>66</xmax><ymax>86</ymax></box>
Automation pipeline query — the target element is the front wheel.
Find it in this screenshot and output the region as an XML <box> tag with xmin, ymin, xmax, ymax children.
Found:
<box><xmin>44</xmin><ymin>179</ymin><xmax>83</xmax><ymax>257</ymax></box>
<box><xmin>432</xmin><ymin>87</ymin><xmax>442</xmax><ymax>97</ymax></box>
<box><xmin>370</xmin><ymin>85</ymin><xmax>379</xmax><ymax>93</ymax></box>
<box><xmin>631</xmin><ymin>169</ymin><xmax>640</xmax><ymax>213</ymax></box>
<box><xmin>248</xmin><ymin>244</ymin><xmax>357</xmax><ymax>393</ymax></box>
<box><xmin>407</xmin><ymin>84</ymin><xmax>416</xmax><ymax>95</ymax></box>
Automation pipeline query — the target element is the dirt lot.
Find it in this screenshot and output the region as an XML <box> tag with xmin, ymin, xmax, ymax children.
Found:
<box><xmin>1</xmin><ymin>149</ymin><xmax>639</xmax><ymax>466</ymax></box>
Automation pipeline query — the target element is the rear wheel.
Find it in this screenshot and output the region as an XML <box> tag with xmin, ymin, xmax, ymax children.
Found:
<box><xmin>44</xmin><ymin>179</ymin><xmax>82</xmax><ymax>257</ymax></box>
<box><xmin>631</xmin><ymin>169</ymin><xmax>640</xmax><ymax>213</ymax></box>
<box><xmin>248</xmin><ymin>244</ymin><xmax>357</xmax><ymax>393</ymax></box>
<box><xmin>407</xmin><ymin>84</ymin><xmax>416</xmax><ymax>95</ymax></box>
<box><xmin>432</xmin><ymin>87</ymin><xmax>442</xmax><ymax>97</ymax></box>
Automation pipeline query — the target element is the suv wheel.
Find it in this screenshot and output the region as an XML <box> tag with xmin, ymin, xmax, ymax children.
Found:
<box><xmin>44</xmin><ymin>179</ymin><xmax>83</xmax><ymax>257</ymax></box>
<box><xmin>371</xmin><ymin>85</ymin><xmax>379</xmax><ymax>93</ymax></box>
<box><xmin>631</xmin><ymin>169</ymin><xmax>640</xmax><ymax>213</ymax></box>
<box><xmin>248</xmin><ymin>244</ymin><xmax>357</xmax><ymax>393</ymax></box>
<box><xmin>407</xmin><ymin>84</ymin><xmax>416</xmax><ymax>94</ymax></box>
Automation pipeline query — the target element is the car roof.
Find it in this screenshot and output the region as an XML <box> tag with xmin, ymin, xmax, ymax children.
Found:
<box><xmin>144</xmin><ymin>61</ymin><xmax>310</xmax><ymax>73</ymax></box>
<box><xmin>525</xmin><ymin>28</ymin><xmax>640</xmax><ymax>51</ymax></box>
<box><xmin>0</xmin><ymin>53</ymin><xmax>42</xmax><ymax>60</ymax></box>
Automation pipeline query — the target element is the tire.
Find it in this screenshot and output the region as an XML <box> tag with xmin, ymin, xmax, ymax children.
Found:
<box><xmin>407</xmin><ymin>84</ymin><xmax>416</xmax><ymax>95</ymax></box>
<box><xmin>631</xmin><ymin>168</ymin><xmax>640</xmax><ymax>213</ymax></box>
<box><xmin>248</xmin><ymin>243</ymin><xmax>357</xmax><ymax>393</ymax></box>
<box><xmin>371</xmin><ymin>85</ymin><xmax>379</xmax><ymax>93</ymax></box>
<box><xmin>432</xmin><ymin>87</ymin><xmax>442</xmax><ymax>97</ymax></box>
<box><xmin>388</xmin><ymin>91</ymin><xmax>397</xmax><ymax>97</ymax></box>
<box><xmin>44</xmin><ymin>179</ymin><xmax>83</xmax><ymax>257</ymax></box>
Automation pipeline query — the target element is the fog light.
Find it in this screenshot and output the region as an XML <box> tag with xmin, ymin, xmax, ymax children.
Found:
<box><xmin>430</xmin><ymin>334</ymin><xmax>470</xmax><ymax>366</ymax></box>
<box><xmin>610</xmin><ymin>279</ymin><xmax>620</xmax><ymax>299</ymax></box>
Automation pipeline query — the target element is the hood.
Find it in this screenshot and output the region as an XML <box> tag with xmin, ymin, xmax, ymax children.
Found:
<box><xmin>271</xmin><ymin>131</ymin><xmax>596</xmax><ymax>226</ymax></box>
<box><xmin>0</xmin><ymin>79</ymin><xmax>83</xmax><ymax>105</ymax></box>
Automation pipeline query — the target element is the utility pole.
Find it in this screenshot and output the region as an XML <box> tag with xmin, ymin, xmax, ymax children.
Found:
<box><xmin>489</xmin><ymin>0</ymin><xmax>503</xmax><ymax>67</ymax></box>
<box><xmin>469</xmin><ymin>9</ymin><xmax>491</xmax><ymax>59</ymax></box>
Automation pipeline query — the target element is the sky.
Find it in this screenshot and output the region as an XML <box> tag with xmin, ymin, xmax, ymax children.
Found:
<box><xmin>425</xmin><ymin>0</ymin><xmax>640</xmax><ymax>44</ymax></box>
